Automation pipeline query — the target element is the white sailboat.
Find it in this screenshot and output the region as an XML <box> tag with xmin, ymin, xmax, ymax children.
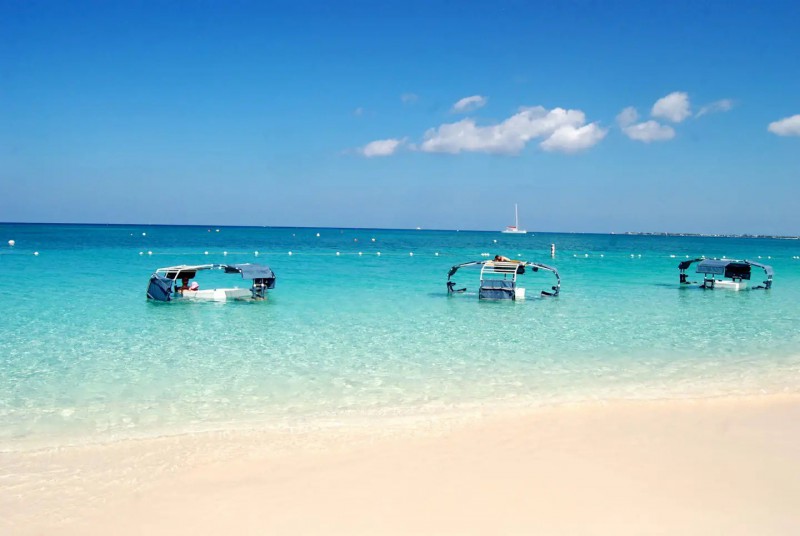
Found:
<box><xmin>501</xmin><ymin>204</ymin><xmax>528</xmax><ymax>234</ymax></box>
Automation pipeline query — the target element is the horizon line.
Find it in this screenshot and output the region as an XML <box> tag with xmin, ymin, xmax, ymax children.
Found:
<box><xmin>1</xmin><ymin>221</ymin><xmax>798</xmax><ymax>239</ymax></box>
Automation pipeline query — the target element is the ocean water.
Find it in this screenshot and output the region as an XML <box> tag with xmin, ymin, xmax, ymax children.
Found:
<box><xmin>1</xmin><ymin>223</ymin><xmax>799</xmax><ymax>450</ymax></box>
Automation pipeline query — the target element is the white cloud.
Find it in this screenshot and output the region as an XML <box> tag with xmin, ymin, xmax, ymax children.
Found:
<box><xmin>540</xmin><ymin>124</ymin><xmax>608</xmax><ymax>153</ymax></box>
<box><xmin>360</xmin><ymin>138</ymin><xmax>405</xmax><ymax>157</ymax></box>
<box><xmin>617</xmin><ymin>106</ymin><xmax>674</xmax><ymax>142</ymax></box>
<box><xmin>621</xmin><ymin>120</ymin><xmax>675</xmax><ymax>143</ymax></box>
<box><xmin>419</xmin><ymin>106</ymin><xmax>604</xmax><ymax>155</ymax></box>
<box><xmin>401</xmin><ymin>93</ymin><xmax>418</xmax><ymax>104</ymax></box>
<box><xmin>768</xmin><ymin>114</ymin><xmax>800</xmax><ymax>136</ymax></box>
<box><xmin>616</xmin><ymin>106</ymin><xmax>639</xmax><ymax>127</ymax></box>
<box><xmin>651</xmin><ymin>91</ymin><xmax>691</xmax><ymax>123</ymax></box>
<box><xmin>452</xmin><ymin>95</ymin><xmax>488</xmax><ymax>113</ymax></box>
<box><xmin>696</xmin><ymin>98</ymin><xmax>734</xmax><ymax>118</ymax></box>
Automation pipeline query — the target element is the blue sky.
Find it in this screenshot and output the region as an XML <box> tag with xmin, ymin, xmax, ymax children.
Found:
<box><xmin>2</xmin><ymin>1</ymin><xmax>799</xmax><ymax>234</ymax></box>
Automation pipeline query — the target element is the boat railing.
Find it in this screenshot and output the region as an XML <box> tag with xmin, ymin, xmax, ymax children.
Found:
<box><xmin>480</xmin><ymin>262</ymin><xmax>519</xmax><ymax>284</ymax></box>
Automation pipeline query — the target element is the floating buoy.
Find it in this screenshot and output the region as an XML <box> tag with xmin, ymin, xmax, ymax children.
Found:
<box><xmin>435</xmin><ymin>252</ymin><xmax>439</xmax><ymax>256</ymax></box>
<box><xmin>139</xmin><ymin>251</ymin><xmax>143</xmax><ymax>255</ymax></box>
<box><xmin>142</xmin><ymin>233</ymin><xmax>146</xmax><ymax>237</ymax></box>
<box><xmin>216</xmin><ymin>229</ymin><xmax>220</xmax><ymax>233</ymax></box>
<box><xmin>336</xmin><ymin>252</ymin><xmax>340</xmax><ymax>256</ymax></box>
<box><xmin>204</xmin><ymin>251</ymin><xmax>209</xmax><ymax>255</ymax></box>
<box><xmin>316</xmin><ymin>233</ymin><xmax>320</xmax><ymax>237</ymax></box>
<box><xmin>33</xmin><ymin>251</ymin><xmax>39</xmax><ymax>256</ymax></box>
<box><xmin>371</xmin><ymin>238</ymin><xmax>375</xmax><ymax>242</ymax></box>
<box><xmin>288</xmin><ymin>251</ymin><xmax>293</xmax><ymax>256</ymax></box>
<box><xmin>377</xmin><ymin>252</ymin><xmax>381</xmax><ymax>256</ymax></box>
<box><xmin>223</xmin><ymin>251</ymin><xmax>228</xmax><ymax>256</ymax></box>
<box><xmin>254</xmin><ymin>251</ymin><xmax>259</xmax><ymax>256</ymax></box>
<box><xmin>493</xmin><ymin>239</ymin><xmax>497</xmax><ymax>243</ymax></box>
<box><xmin>8</xmin><ymin>240</ymin><xmax>15</xmax><ymax>246</ymax></box>
<box><xmin>147</xmin><ymin>251</ymin><xmax>153</xmax><ymax>255</ymax></box>
<box><xmin>358</xmin><ymin>252</ymin><xmax>363</xmax><ymax>256</ymax></box>
<box><xmin>409</xmin><ymin>252</ymin><xmax>414</xmax><ymax>256</ymax></box>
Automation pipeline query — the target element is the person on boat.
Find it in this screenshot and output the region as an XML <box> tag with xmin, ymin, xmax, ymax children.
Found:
<box><xmin>177</xmin><ymin>277</ymin><xmax>191</xmax><ymax>292</ymax></box>
<box><xmin>189</xmin><ymin>281</ymin><xmax>199</xmax><ymax>291</ymax></box>
<box><xmin>494</xmin><ymin>255</ymin><xmax>511</xmax><ymax>262</ymax></box>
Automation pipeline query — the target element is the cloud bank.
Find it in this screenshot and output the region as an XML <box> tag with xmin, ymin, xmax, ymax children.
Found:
<box><xmin>618</xmin><ymin>92</ymin><xmax>731</xmax><ymax>143</ymax></box>
<box><xmin>359</xmin><ymin>90</ymin><xmax>741</xmax><ymax>156</ymax></box>
<box><xmin>768</xmin><ymin>114</ymin><xmax>800</xmax><ymax>136</ymax></box>
<box><xmin>419</xmin><ymin>106</ymin><xmax>606</xmax><ymax>154</ymax></box>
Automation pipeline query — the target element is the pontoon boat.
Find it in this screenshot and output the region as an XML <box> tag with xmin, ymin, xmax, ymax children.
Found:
<box><xmin>447</xmin><ymin>260</ymin><xmax>560</xmax><ymax>300</ymax></box>
<box><xmin>146</xmin><ymin>263</ymin><xmax>276</xmax><ymax>302</ymax></box>
<box><xmin>678</xmin><ymin>258</ymin><xmax>773</xmax><ymax>290</ymax></box>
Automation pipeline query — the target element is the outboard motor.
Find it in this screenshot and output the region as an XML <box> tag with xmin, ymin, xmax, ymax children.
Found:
<box><xmin>251</xmin><ymin>276</ymin><xmax>276</xmax><ymax>299</ymax></box>
<box><xmin>447</xmin><ymin>281</ymin><xmax>466</xmax><ymax>294</ymax></box>
<box><xmin>147</xmin><ymin>274</ymin><xmax>173</xmax><ymax>301</ymax></box>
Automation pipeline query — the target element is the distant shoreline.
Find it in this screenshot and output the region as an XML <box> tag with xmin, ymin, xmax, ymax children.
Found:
<box><xmin>1</xmin><ymin>221</ymin><xmax>798</xmax><ymax>240</ymax></box>
<box><xmin>621</xmin><ymin>231</ymin><xmax>800</xmax><ymax>240</ymax></box>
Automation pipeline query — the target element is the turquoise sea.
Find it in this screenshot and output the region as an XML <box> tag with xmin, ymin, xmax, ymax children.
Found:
<box><xmin>2</xmin><ymin>223</ymin><xmax>799</xmax><ymax>450</ymax></box>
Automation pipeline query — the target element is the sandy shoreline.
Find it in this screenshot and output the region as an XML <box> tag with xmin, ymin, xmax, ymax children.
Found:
<box><xmin>2</xmin><ymin>395</ymin><xmax>799</xmax><ymax>535</ymax></box>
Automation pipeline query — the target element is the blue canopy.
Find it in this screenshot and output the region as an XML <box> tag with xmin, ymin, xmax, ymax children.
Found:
<box><xmin>695</xmin><ymin>259</ymin><xmax>733</xmax><ymax>275</ymax></box>
<box><xmin>224</xmin><ymin>263</ymin><xmax>275</xmax><ymax>280</ymax></box>
<box><xmin>746</xmin><ymin>259</ymin><xmax>774</xmax><ymax>277</ymax></box>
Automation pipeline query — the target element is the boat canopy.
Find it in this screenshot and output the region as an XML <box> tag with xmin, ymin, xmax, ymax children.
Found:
<box><xmin>157</xmin><ymin>264</ymin><xmax>216</xmax><ymax>280</ymax></box>
<box><xmin>678</xmin><ymin>258</ymin><xmax>772</xmax><ymax>289</ymax></box>
<box><xmin>447</xmin><ymin>260</ymin><xmax>560</xmax><ymax>299</ymax></box>
<box><xmin>223</xmin><ymin>263</ymin><xmax>275</xmax><ymax>281</ymax></box>
<box><xmin>155</xmin><ymin>263</ymin><xmax>274</xmax><ymax>279</ymax></box>
<box><xmin>147</xmin><ymin>263</ymin><xmax>276</xmax><ymax>301</ymax></box>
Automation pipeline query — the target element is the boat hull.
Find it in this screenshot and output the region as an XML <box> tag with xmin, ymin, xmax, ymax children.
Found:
<box><xmin>705</xmin><ymin>279</ymin><xmax>748</xmax><ymax>291</ymax></box>
<box><xmin>179</xmin><ymin>288</ymin><xmax>252</xmax><ymax>301</ymax></box>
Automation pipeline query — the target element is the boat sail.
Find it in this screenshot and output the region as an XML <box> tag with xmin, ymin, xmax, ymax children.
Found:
<box><xmin>501</xmin><ymin>204</ymin><xmax>528</xmax><ymax>234</ymax></box>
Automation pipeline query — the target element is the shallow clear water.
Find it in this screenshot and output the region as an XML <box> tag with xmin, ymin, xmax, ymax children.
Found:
<box><xmin>1</xmin><ymin>223</ymin><xmax>799</xmax><ymax>449</ymax></box>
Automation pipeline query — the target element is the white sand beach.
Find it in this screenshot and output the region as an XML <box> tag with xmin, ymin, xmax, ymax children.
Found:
<box><xmin>3</xmin><ymin>395</ymin><xmax>799</xmax><ymax>535</ymax></box>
